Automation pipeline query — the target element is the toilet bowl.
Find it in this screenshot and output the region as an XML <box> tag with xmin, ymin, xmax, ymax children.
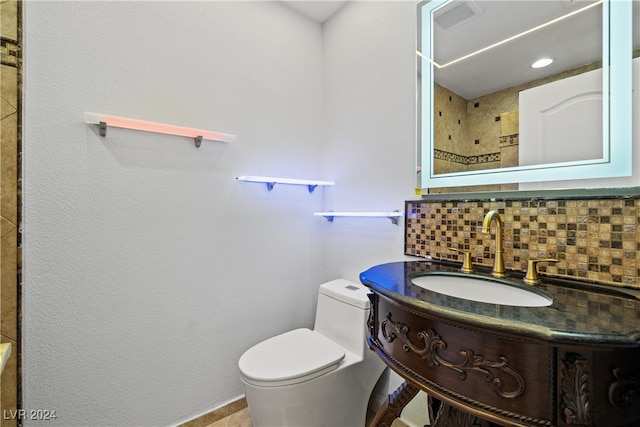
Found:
<box><xmin>238</xmin><ymin>279</ymin><xmax>387</xmax><ymax>427</ymax></box>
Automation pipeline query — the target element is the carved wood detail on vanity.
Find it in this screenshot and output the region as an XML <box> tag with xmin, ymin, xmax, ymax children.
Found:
<box><xmin>371</xmin><ymin>294</ymin><xmax>554</xmax><ymax>426</ymax></box>
<box><xmin>370</xmin><ymin>381</ymin><xmax>420</xmax><ymax>427</ymax></box>
<box><xmin>381</xmin><ymin>312</ymin><xmax>526</xmax><ymax>399</ymax></box>
<box><xmin>368</xmin><ymin>292</ymin><xmax>640</xmax><ymax>427</ymax></box>
<box><xmin>560</xmin><ymin>353</ymin><xmax>591</xmax><ymax>426</ymax></box>
<box><xmin>430</xmin><ymin>399</ymin><xmax>482</xmax><ymax>427</ymax></box>
<box><xmin>608</xmin><ymin>365</ymin><xmax>640</xmax><ymax>410</ymax></box>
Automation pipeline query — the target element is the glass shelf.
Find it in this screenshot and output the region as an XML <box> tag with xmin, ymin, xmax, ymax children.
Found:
<box><xmin>314</xmin><ymin>211</ymin><xmax>403</xmax><ymax>225</ymax></box>
<box><xmin>236</xmin><ymin>176</ymin><xmax>335</xmax><ymax>193</ymax></box>
<box><xmin>85</xmin><ymin>112</ymin><xmax>236</xmax><ymax>147</ymax></box>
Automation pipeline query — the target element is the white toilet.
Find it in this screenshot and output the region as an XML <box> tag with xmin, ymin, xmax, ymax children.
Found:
<box><xmin>238</xmin><ymin>279</ymin><xmax>387</xmax><ymax>427</ymax></box>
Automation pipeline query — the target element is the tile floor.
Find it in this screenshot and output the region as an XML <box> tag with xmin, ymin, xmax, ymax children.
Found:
<box><xmin>205</xmin><ymin>407</ymin><xmax>251</xmax><ymax>427</ymax></box>
<box><xmin>204</xmin><ymin>407</ymin><xmax>412</xmax><ymax>427</ymax></box>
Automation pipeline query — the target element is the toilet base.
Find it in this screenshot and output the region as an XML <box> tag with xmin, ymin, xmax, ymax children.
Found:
<box><xmin>241</xmin><ymin>352</ymin><xmax>385</xmax><ymax>427</ymax></box>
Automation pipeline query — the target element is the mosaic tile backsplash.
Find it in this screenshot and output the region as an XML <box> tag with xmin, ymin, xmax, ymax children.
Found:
<box><xmin>405</xmin><ymin>196</ymin><xmax>640</xmax><ymax>289</ymax></box>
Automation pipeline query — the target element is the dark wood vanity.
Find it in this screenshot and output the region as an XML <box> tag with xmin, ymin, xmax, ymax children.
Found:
<box><xmin>361</xmin><ymin>261</ymin><xmax>640</xmax><ymax>427</ymax></box>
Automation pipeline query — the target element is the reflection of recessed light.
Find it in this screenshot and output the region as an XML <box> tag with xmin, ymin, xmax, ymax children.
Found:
<box><xmin>532</xmin><ymin>58</ymin><xmax>554</xmax><ymax>68</ymax></box>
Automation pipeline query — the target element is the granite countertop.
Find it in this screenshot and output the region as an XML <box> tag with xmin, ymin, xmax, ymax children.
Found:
<box><xmin>360</xmin><ymin>260</ymin><xmax>640</xmax><ymax>347</ymax></box>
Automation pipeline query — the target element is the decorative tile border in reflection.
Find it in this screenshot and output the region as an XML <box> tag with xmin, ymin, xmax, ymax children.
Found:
<box><xmin>434</xmin><ymin>149</ymin><xmax>467</xmax><ymax>165</ymax></box>
<box><xmin>434</xmin><ymin>148</ymin><xmax>501</xmax><ymax>166</ymax></box>
<box><xmin>405</xmin><ymin>196</ymin><xmax>640</xmax><ymax>288</ymax></box>
<box><xmin>1</xmin><ymin>37</ymin><xmax>18</xmax><ymax>67</ymax></box>
<box><xmin>499</xmin><ymin>134</ymin><xmax>519</xmax><ymax>147</ymax></box>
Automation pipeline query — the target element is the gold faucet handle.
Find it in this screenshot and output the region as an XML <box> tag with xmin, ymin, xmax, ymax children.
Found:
<box><xmin>448</xmin><ymin>248</ymin><xmax>474</xmax><ymax>273</ymax></box>
<box><xmin>524</xmin><ymin>258</ymin><xmax>558</xmax><ymax>285</ymax></box>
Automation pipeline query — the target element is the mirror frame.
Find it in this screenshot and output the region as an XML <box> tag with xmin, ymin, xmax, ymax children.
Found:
<box><xmin>418</xmin><ymin>0</ymin><xmax>634</xmax><ymax>191</ymax></box>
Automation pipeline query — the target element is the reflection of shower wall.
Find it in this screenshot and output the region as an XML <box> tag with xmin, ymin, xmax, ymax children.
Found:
<box><xmin>499</xmin><ymin>111</ymin><xmax>519</xmax><ymax>169</ymax></box>
<box><xmin>466</xmin><ymin>92</ymin><xmax>516</xmax><ymax>171</ymax></box>
<box><xmin>434</xmin><ymin>84</ymin><xmax>467</xmax><ymax>174</ymax></box>
<box><xmin>434</xmin><ymin>84</ymin><xmax>516</xmax><ymax>175</ymax></box>
<box><xmin>459</xmin><ymin>61</ymin><xmax>605</xmax><ymax>173</ymax></box>
<box><xmin>429</xmin><ymin>61</ymin><xmax>604</xmax><ymax>194</ymax></box>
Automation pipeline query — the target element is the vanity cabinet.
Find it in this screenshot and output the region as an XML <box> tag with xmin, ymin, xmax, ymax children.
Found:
<box><xmin>362</xmin><ymin>261</ymin><xmax>640</xmax><ymax>427</ymax></box>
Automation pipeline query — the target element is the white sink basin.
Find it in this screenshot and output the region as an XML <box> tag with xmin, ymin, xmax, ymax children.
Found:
<box><xmin>411</xmin><ymin>274</ymin><xmax>553</xmax><ymax>307</ymax></box>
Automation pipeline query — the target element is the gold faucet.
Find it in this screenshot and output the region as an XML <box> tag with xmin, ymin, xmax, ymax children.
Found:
<box><xmin>482</xmin><ymin>210</ymin><xmax>505</xmax><ymax>278</ymax></box>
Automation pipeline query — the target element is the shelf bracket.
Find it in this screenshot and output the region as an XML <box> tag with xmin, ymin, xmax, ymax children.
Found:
<box><xmin>262</xmin><ymin>182</ymin><xmax>319</xmax><ymax>192</ymax></box>
<box><xmin>389</xmin><ymin>210</ymin><xmax>402</xmax><ymax>225</ymax></box>
<box><xmin>194</xmin><ymin>135</ymin><xmax>203</xmax><ymax>148</ymax></box>
<box><xmin>99</xmin><ymin>121</ymin><xmax>107</xmax><ymax>137</ymax></box>
<box><xmin>236</xmin><ymin>176</ymin><xmax>334</xmax><ymax>192</ymax></box>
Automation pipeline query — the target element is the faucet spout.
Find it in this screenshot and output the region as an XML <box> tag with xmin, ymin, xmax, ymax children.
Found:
<box><xmin>482</xmin><ymin>210</ymin><xmax>506</xmax><ymax>278</ymax></box>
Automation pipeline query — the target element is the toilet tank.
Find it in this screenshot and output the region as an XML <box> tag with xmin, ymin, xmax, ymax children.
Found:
<box><xmin>314</xmin><ymin>279</ymin><xmax>372</xmax><ymax>356</ymax></box>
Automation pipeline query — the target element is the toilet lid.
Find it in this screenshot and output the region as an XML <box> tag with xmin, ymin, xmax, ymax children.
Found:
<box><xmin>238</xmin><ymin>328</ymin><xmax>345</xmax><ymax>386</ymax></box>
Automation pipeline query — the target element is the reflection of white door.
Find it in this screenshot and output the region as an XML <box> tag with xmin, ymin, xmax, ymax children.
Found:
<box><xmin>519</xmin><ymin>68</ymin><xmax>602</xmax><ymax>167</ymax></box>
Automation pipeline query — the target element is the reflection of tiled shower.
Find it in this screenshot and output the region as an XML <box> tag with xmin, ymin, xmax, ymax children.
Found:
<box><xmin>431</xmin><ymin>60</ymin><xmax>605</xmax><ymax>186</ymax></box>
<box><xmin>1</xmin><ymin>0</ymin><xmax>20</xmax><ymax>424</ymax></box>
<box><xmin>433</xmin><ymin>83</ymin><xmax>517</xmax><ymax>175</ymax></box>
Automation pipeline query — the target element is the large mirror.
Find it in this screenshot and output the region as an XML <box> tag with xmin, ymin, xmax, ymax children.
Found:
<box><xmin>418</xmin><ymin>0</ymin><xmax>638</xmax><ymax>193</ymax></box>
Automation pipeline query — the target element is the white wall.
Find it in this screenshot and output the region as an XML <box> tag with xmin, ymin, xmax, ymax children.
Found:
<box><xmin>321</xmin><ymin>1</ymin><xmax>418</xmax><ymax>282</ymax></box>
<box><xmin>320</xmin><ymin>1</ymin><xmax>421</xmax><ymax>417</ymax></box>
<box><xmin>23</xmin><ymin>2</ymin><xmax>326</xmax><ymax>426</ymax></box>
<box><xmin>23</xmin><ymin>1</ymin><xmax>420</xmax><ymax>426</ymax></box>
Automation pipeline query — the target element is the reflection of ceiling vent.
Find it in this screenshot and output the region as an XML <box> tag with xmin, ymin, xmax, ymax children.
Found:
<box><xmin>562</xmin><ymin>0</ymin><xmax>592</xmax><ymax>8</ymax></box>
<box><xmin>434</xmin><ymin>1</ymin><xmax>483</xmax><ymax>30</ymax></box>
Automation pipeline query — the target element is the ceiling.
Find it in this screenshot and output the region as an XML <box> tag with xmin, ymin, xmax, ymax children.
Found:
<box><xmin>428</xmin><ymin>0</ymin><xmax>640</xmax><ymax>100</ymax></box>
<box><xmin>281</xmin><ymin>1</ymin><xmax>348</xmax><ymax>23</ymax></box>
<box><xmin>281</xmin><ymin>1</ymin><xmax>639</xmax><ymax>100</ymax></box>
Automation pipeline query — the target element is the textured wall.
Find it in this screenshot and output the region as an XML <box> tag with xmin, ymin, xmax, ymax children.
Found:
<box><xmin>22</xmin><ymin>2</ymin><xmax>325</xmax><ymax>426</ymax></box>
<box><xmin>321</xmin><ymin>1</ymin><xmax>417</xmax><ymax>282</ymax></box>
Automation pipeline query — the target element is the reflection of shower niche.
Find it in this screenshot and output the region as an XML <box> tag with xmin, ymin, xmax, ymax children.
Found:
<box><xmin>433</xmin><ymin>84</ymin><xmax>519</xmax><ymax>176</ymax></box>
<box><xmin>519</xmin><ymin>68</ymin><xmax>602</xmax><ymax>167</ymax></box>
